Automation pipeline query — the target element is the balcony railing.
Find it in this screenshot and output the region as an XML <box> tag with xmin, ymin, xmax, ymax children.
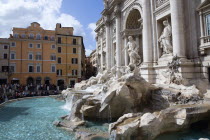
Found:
<box><xmin>203</xmin><ymin>36</ymin><xmax>210</xmax><ymax>43</ymax></box>
<box><xmin>200</xmin><ymin>36</ymin><xmax>210</xmax><ymax>55</ymax></box>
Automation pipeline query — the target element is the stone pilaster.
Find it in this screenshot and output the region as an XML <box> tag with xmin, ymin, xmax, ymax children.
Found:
<box><xmin>142</xmin><ymin>0</ymin><xmax>153</xmax><ymax>64</ymax></box>
<box><xmin>114</xmin><ymin>5</ymin><xmax>122</xmax><ymax>68</ymax></box>
<box><xmin>135</xmin><ymin>36</ymin><xmax>140</xmax><ymax>51</ymax></box>
<box><xmin>95</xmin><ymin>35</ymin><xmax>99</xmax><ymax>69</ymax></box>
<box><xmin>105</xmin><ymin>16</ymin><xmax>111</xmax><ymax>70</ymax></box>
<box><xmin>170</xmin><ymin>0</ymin><xmax>186</xmax><ymax>58</ymax></box>
<box><xmin>199</xmin><ymin>11</ymin><xmax>204</xmax><ymax>45</ymax></box>
<box><xmin>98</xmin><ymin>27</ymin><xmax>105</xmax><ymax>69</ymax></box>
<box><xmin>124</xmin><ymin>37</ymin><xmax>128</xmax><ymax>66</ymax></box>
<box><xmin>100</xmin><ymin>36</ymin><xmax>104</xmax><ymax>68</ymax></box>
<box><xmin>141</xmin><ymin>0</ymin><xmax>155</xmax><ymax>83</ymax></box>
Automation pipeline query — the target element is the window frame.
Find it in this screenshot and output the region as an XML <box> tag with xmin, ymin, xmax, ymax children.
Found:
<box><xmin>36</xmin><ymin>44</ymin><xmax>41</xmax><ymax>49</ymax></box>
<box><xmin>14</xmin><ymin>34</ymin><xmax>19</xmax><ymax>38</ymax></box>
<box><xmin>36</xmin><ymin>65</ymin><xmax>41</xmax><ymax>73</ymax></box>
<box><xmin>50</xmin><ymin>54</ymin><xmax>56</xmax><ymax>61</ymax></box>
<box><xmin>51</xmin><ymin>65</ymin><xmax>56</xmax><ymax>73</ymax></box>
<box><xmin>72</xmin><ymin>58</ymin><xmax>78</xmax><ymax>64</ymax></box>
<box><xmin>3</xmin><ymin>45</ymin><xmax>8</xmax><ymax>49</ymax></box>
<box><xmin>58</xmin><ymin>37</ymin><xmax>62</xmax><ymax>44</ymax></box>
<box><xmin>29</xmin><ymin>43</ymin><xmax>33</xmax><ymax>48</ymax></box>
<box><xmin>58</xmin><ymin>47</ymin><xmax>62</xmax><ymax>53</ymax></box>
<box><xmin>72</xmin><ymin>69</ymin><xmax>78</xmax><ymax>76</ymax></box>
<box><xmin>51</xmin><ymin>36</ymin><xmax>55</xmax><ymax>41</ymax></box>
<box><xmin>29</xmin><ymin>34</ymin><xmax>34</xmax><ymax>39</ymax></box>
<box><xmin>73</xmin><ymin>38</ymin><xmax>77</xmax><ymax>45</ymax></box>
<box><xmin>36</xmin><ymin>34</ymin><xmax>41</xmax><ymax>40</ymax></box>
<box><xmin>2</xmin><ymin>66</ymin><xmax>9</xmax><ymax>72</ymax></box>
<box><xmin>3</xmin><ymin>53</ymin><xmax>7</xmax><ymax>59</ymax></box>
<box><xmin>10</xmin><ymin>52</ymin><xmax>16</xmax><ymax>60</ymax></box>
<box><xmin>28</xmin><ymin>53</ymin><xmax>33</xmax><ymax>60</ymax></box>
<box><xmin>36</xmin><ymin>53</ymin><xmax>42</xmax><ymax>61</ymax></box>
<box><xmin>44</xmin><ymin>36</ymin><xmax>48</xmax><ymax>40</ymax></box>
<box><xmin>206</xmin><ymin>13</ymin><xmax>210</xmax><ymax>36</ymax></box>
<box><xmin>21</xmin><ymin>34</ymin><xmax>26</xmax><ymax>38</ymax></box>
<box><xmin>57</xmin><ymin>57</ymin><xmax>62</xmax><ymax>64</ymax></box>
<box><xmin>51</xmin><ymin>44</ymin><xmax>56</xmax><ymax>49</ymax></box>
<box><xmin>11</xmin><ymin>42</ymin><xmax>16</xmax><ymax>47</ymax></box>
<box><xmin>73</xmin><ymin>48</ymin><xmax>77</xmax><ymax>54</ymax></box>
<box><xmin>28</xmin><ymin>65</ymin><xmax>34</xmax><ymax>73</ymax></box>
<box><xmin>57</xmin><ymin>69</ymin><xmax>62</xmax><ymax>76</ymax></box>
<box><xmin>10</xmin><ymin>65</ymin><xmax>15</xmax><ymax>73</ymax></box>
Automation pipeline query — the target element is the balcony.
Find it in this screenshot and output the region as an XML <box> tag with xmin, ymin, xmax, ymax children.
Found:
<box><xmin>200</xmin><ymin>36</ymin><xmax>210</xmax><ymax>55</ymax></box>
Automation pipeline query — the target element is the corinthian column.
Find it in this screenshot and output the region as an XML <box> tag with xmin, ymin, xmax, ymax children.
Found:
<box><xmin>142</xmin><ymin>0</ymin><xmax>153</xmax><ymax>64</ymax></box>
<box><xmin>105</xmin><ymin>16</ymin><xmax>111</xmax><ymax>70</ymax></box>
<box><xmin>170</xmin><ymin>0</ymin><xmax>186</xmax><ymax>58</ymax></box>
<box><xmin>114</xmin><ymin>5</ymin><xmax>122</xmax><ymax>69</ymax></box>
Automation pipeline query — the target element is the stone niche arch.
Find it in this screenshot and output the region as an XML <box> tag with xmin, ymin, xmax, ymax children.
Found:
<box><xmin>123</xmin><ymin>3</ymin><xmax>143</xmax><ymax>30</ymax></box>
<box><xmin>123</xmin><ymin>4</ymin><xmax>143</xmax><ymax>65</ymax></box>
<box><xmin>126</xmin><ymin>9</ymin><xmax>141</xmax><ymax>29</ymax></box>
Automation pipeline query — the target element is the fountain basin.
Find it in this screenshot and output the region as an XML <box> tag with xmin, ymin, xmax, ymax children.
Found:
<box><xmin>0</xmin><ymin>97</ymin><xmax>74</xmax><ymax>140</ymax></box>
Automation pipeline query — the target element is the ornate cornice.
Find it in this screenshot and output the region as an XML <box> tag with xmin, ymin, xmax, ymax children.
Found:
<box><xmin>122</xmin><ymin>2</ymin><xmax>142</xmax><ymax>13</ymax></box>
<box><xmin>121</xmin><ymin>28</ymin><xmax>142</xmax><ymax>37</ymax></box>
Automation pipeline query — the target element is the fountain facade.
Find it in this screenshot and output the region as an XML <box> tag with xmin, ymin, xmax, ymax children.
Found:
<box><xmin>56</xmin><ymin>0</ymin><xmax>210</xmax><ymax>139</ymax></box>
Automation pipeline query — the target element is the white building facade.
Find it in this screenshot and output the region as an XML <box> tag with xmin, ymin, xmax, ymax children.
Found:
<box><xmin>95</xmin><ymin>0</ymin><xmax>210</xmax><ymax>85</ymax></box>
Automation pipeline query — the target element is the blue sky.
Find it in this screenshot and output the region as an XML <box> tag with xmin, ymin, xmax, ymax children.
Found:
<box><xmin>0</xmin><ymin>0</ymin><xmax>104</xmax><ymax>56</ymax></box>
<box><xmin>61</xmin><ymin>0</ymin><xmax>104</xmax><ymax>55</ymax></box>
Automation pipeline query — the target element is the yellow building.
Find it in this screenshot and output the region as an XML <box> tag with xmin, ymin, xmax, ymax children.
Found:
<box><xmin>0</xmin><ymin>38</ymin><xmax>10</xmax><ymax>84</ymax></box>
<box><xmin>7</xmin><ymin>22</ymin><xmax>85</xmax><ymax>87</ymax></box>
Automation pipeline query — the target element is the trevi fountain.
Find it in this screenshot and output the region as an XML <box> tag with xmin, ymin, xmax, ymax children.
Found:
<box><xmin>56</xmin><ymin>0</ymin><xmax>210</xmax><ymax>139</ymax></box>
<box><xmin>1</xmin><ymin>0</ymin><xmax>210</xmax><ymax>140</ymax></box>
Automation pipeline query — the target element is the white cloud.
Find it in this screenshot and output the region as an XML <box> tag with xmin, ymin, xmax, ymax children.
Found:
<box><xmin>88</xmin><ymin>23</ymin><xmax>96</xmax><ymax>41</ymax></box>
<box><xmin>0</xmin><ymin>0</ymin><xmax>85</xmax><ymax>38</ymax></box>
<box><xmin>85</xmin><ymin>49</ymin><xmax>93</xmax><ymax>56</ymax></box>
<box><xmin>85</xmin><ymin>45</ymin><xmax>96</xmax><ymax>56</ymax></box>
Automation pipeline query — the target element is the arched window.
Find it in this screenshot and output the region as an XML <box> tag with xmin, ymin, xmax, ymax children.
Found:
<box><xmin>14</xmin><ymin>34</ymin><xmax>19</xmax><ymax>38</ymax></box>
<box><xmin>29</xmin><ymin>34</ymin><xmax>34</xmax><ymax>39</ymax></box>
<box><xmin>36</xmin><ymin>34</ymin><xmax>41</xmax><ymax>40</ymax></box>
<box><xmin>51</xmin><ymin>36</ymin><xmax>55</xmax><ymax>41</ymax></box>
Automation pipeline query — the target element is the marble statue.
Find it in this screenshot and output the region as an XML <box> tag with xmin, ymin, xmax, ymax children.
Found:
<box><xmin>159</xmin><ymin>20</ymin><xmax>173</xmax><ymax>55</ymax></box>
<box><xmin>110</xmin><ymin>66</ymin><xmax>117</xmax><ymax>77</ymax></box>
<box><xmin>125</xmin><ymin>36</ymin><xmax>141</xmax><ymax>66</ymax></box>
<box><xmin>160</xmin><ymin>55</ymin><xmax>186</xmax><ymax>85</ymax></box>
<box><xmin>98</xmin><ymin>70</ymin><xmax>109</xmax><ymax>84</ymax></box>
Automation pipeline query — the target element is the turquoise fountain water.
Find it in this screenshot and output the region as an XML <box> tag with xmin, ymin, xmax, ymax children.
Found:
<box><xmin>0</xmin><ymin>97</ymin><xmax>74</xmax><ymax>140</ymax></box>
<box><xmin>1</xmin><ymin>97</ymin><xmax>209</xmax><ymax>140</ymax></box>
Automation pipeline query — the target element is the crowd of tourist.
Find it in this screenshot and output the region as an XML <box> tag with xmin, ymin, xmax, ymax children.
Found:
<box><xmin>0</xmin><ymin>83</ymin><xmax>62</xmax><ymax>104</ymax></box>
